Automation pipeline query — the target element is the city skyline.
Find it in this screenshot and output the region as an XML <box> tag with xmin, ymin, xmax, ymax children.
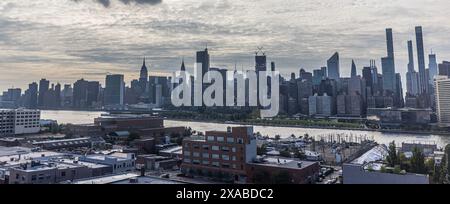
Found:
<box><xmin>1</xmin><ymin>0</ymin><xmax>450</xmax><ymax>91</ymax></box>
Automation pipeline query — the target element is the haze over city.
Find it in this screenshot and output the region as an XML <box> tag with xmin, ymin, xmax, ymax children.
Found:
<box><xmin>1</xmin><ymin>0</ymin><xmax>450</xmax><ymax>91</ymax></box>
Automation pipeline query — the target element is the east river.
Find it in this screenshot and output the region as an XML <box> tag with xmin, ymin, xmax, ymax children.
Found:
<box><xmin>41</xmin><ymin>110</ymin><xmax>450</xmax><ymax>148</ymax></box>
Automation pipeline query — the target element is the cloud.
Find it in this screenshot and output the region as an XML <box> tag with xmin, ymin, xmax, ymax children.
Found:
<box><xmin>70</xmin><ymin>0</ymin><xmax>162</xmax><ymax>8</ymax></box>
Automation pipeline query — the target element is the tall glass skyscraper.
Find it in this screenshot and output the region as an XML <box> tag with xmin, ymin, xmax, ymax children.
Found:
<box><xmin>406</xmin><ymin>40</ymin><xmax>419</xmax><ymax>96</ymax></box>
<box><xmin>104</xmin><ymin>74</ymin><xmax>125</xmax><ymax>106</ymax></box>
<box><xmin>416</xmin><ymin>26</ymin><xmax>428</xmax><ymax>93</ymax></box>
<box><xmin>381</xmin><ymin>28</ymin><xmax>396</xmax><ymax>94</ymax></box>
<box><xmin>327</xmin><ymin>52</ymin><xmax>340</xmax><ymax>81</ymax></box>
<box><xmin>429</xmin><ymin>53</ymin><xmax>438</xmax><ymax>84</ymax></box>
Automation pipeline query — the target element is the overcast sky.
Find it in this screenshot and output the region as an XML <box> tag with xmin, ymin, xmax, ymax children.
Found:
<box><xmin>1</xmin><ymin>0</ymin><xmax>449</xmax><ymax>91</ymax></box>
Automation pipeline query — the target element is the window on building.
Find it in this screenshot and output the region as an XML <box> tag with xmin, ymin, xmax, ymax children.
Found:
<box><xmin>227</xmin><ymin>137</ymin><xmax>234</xmax><ymax>143</ymax></box>
<box><xmin>202</xmin><ymin>153</ymin><xmax>209</xmax><ymax>158</ymax></box>
<box><xmin>193</xmin><ymin>152</ymin><xmax>200</xmax><ymax>157</ymax></box>
<box><xmin>217</xmin><ymin>137</ymin><xmax>225</xmax><ymax>142</ymax></box>
<box><xmin>202</xmin><ymin>160</ymin><xmax>210</xmax><ymax>165</ymax></box>
<box><xmin>212</xmin><ymin>154</ymin><xmax>220</xmax><ymax>159</ymax></box>
<box><xmin>237</xmin><ymin>138</ymin><xmax>243</xmax><ymax>144</ymax></box>
<box><xmin>222</xmin><ymin>146</ymin><xmax>230</xmax><ymax>152</ymax></box>
<box><xmin>61</xmin><ymin>172</ymin><xmax>66</xmax><ymax>177</ymax></box>
<box><xmin>212</xmin><ymin>162</ymin><xmax>220</xmax><ymax>167</ymax></box>
<box><xmin>202</xmin><ymin>145</ymin><xmax>209</xmax><ymax>150</ymax></box>
<box><xmin>212</xmin><ymin>146</ymin><xmax>220</xmax><ymax>151</ymax></box>
<box><xmin>184</xmin><ymin>151</ymin><xmax>191</xmax><ymax>156</ymax></box>
<box><xmin>207</xmin><ymin>136</ymin><xmax>215</xmax><ymax>142</ymax></box>
<box><xmin>222</xmin><ymin>155</ymin><xmax>230</xmax><ymax>161</ymax></box>
<box><xmin>232</xmin><ymin>147</ymin><xmax>236</xmax><ymax>153</ymax></box>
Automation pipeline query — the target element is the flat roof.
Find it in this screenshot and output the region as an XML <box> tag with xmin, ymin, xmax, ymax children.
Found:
<box><xmin>72</xmin><ymin>173</ymin><xmax>184</xmax><ymax>184</ymax></box>
<box><xmin>250</xmin><ymin>156</ymin><xmax>317</xmax><ymax>170</ymax></box>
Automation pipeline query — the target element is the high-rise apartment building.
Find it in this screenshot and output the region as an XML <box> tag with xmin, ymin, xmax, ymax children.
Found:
<box><xmin>435</xmin><ymin>76</ymin><xmax>450</xmax><ymax>127</ymax></box>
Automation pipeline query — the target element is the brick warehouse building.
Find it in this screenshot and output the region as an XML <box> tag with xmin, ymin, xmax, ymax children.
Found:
<box><xmin>181</xmin><ymin>126</ymin><xmax>320</xmax><ymax>184</ymax></box>
<box><xmin>181</xmin><ymin>126</ymin><xmax>257</xmax><ymax>183</ymax></box>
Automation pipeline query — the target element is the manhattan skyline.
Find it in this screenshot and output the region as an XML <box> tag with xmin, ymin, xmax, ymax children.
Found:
<box><xmin>1</xmin><ymin>0</ymin><xmax>450</xmax><ymax>91</ymax></box>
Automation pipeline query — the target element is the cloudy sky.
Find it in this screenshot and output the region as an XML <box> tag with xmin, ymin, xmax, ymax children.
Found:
<box><xmin>1</xmin><ymin>0</ymin><xmax>449</xmax><ymax>91</ymax></box>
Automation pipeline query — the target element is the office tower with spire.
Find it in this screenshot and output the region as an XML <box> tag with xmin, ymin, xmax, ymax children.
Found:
<box><xmin>139</xmin><ymin>58</ymin><xmax>149</xmax><ymax>94</ymax></box>
<box><xmin>327</xmin><ymin>52</ymin><xmax>340</xmax><ymax>81</ymax></box>
<box><xmin>416</xmin><ymin>26</ymin><xmax>428</xmax><ymax>94</ymax></box>
<box><xmin>406</xmin><ymin>40</ymin><xmax>420</xmax><ymax>96</ymax></box>
<box><xmin>381</xmin><ymin>28</ymin><xmax>396</xmax><ymax>94</ymax></box>
<box><xmin>351</xmin><ymin>60</ymin><xmax>357</xmax><ymax>78</ymax></box>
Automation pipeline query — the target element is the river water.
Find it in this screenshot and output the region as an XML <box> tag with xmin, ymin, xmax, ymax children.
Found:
<box><xmin>41</xmin><ymin>110</ymin><xmax>450</xmax><ymax>148</ymax></box>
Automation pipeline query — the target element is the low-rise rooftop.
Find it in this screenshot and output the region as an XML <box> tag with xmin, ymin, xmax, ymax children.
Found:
<box><xmin>250</xmin><ymin>156</ymin><xmax>317</xmax><ymax>170</ymax></box>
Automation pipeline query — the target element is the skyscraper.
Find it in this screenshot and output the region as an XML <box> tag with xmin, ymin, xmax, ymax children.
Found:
<box><xmin>26</xmin><ymin>82</ymin><xmax>38</xmax><ymax>109</ymax></box>
<box><xmin>255</xmin><ymin>52</ymin><xmax>267</xmax><ymax>73</ymax></box>
<box><xmin>327</xmin><ymin>52</ymin><xmax>340</xmax><ymax>81</ymax></box>
<box><xmin>87</xmin><ymin>81</ymin><xmax>100</xmax><ymax>107</ymax></box>
<box><xmin>55</xmin><ymin>83</ymin><xmax>61</xmax><ymax>108</ymax></box>
<box><xmin>196</xmin><ymin>47</ymin><xmax>210</xmax><ymax>80</ymax></box>
<box><xmin>139</xmin><ymin>58</ymin><xmax>149</xmax><ymax>94</ymax></box>
<box><xmin>416</xmin><ymin>26</ymin><xmax>428</xmax><ymax>93</ymax></box>
<box><xmin>73</xmin><ymin>79</ymin><xmax>89</xmax><ymax>108</ymax></box>
<box><xmin>428</xmin><ymin>53</ymin><xmax>438</xmax><ymax>84</ymax></box>
<box><xmin>313</xmin><ymin>68</ymin><xmax>326</xmax><ymax>86</ymax></box>
<box><xmin>439</xmin><ymin>61</ymin><xmax>450</xmax><ymax>77</ymax></box>
<box><xmin>104</xmin><ymin>74</ymin><xmax>125</xmax><ymax>106</ymax></box>
<box><xmin>386</xmin><ymin>28</ymin><xmax>394</xmax><ymax>59</ymax></box>
<box><xmin>395</xmin><ymin>73</ymin><xmax>404</xmax><ymax>107</ymax></box>
<box><xmin>381</xmin><ymin>28</ymin><xmax>396</xmax><ymax>94</ymax></box>
<box><xmin>38</xmin><ymin>79</ymin><xmax>49</xmax><ymax>107</ymax></box>
<box><xmin>406</xmin><ymin>40</ymin><xmax>420</xmax><ymax>96</ymax></box>
<box><xmin>351</xmin><ymin>60</ymin><xmax>357</xmax><ymax>78</ymax></box>
<box><xmin>435</xmin><ymin>76</ymin><xmax>450</xmax><ymax>127</ymax></box>
<box><xmin>407</xmin><ymin>40</ymin><xmax>415</xmax><ymax>73</ymax></box>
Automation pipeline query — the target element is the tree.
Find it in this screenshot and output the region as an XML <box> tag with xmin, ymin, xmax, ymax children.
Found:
<box><xmin>386</xmin><ymin>141</ymin><xmax>398</xmax><ymax>167</ymax></box>
<box><xmin>425</xmin><ymin>158</ymin><xmax>435</xmax><ymax>175</ymax></box>
<box><xmin>393</xmin><ymin>165</ymin><xmax>402</xmax><ymax>174</ymax></box>
<box><xmin>257</xmin><ymin>144</ymin><xmax>268</xmax><ymax>155</ymax></box>
<box><xmin>397</xmin><ymin>152</ymin><xmax>408</xmax><ymax>171</ymax></box>
<box><xmin>410</xmin><ymin>147</ymin><xmax>426</xmax><ymax>174</ymax></box>
<box><xmin>274</xmin><ymin>135</ymin><xmax>281</xmax><ymax>141</ymax></box>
